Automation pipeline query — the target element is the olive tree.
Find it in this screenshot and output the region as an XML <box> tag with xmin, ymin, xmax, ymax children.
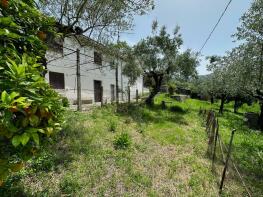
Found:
<box><xmin>36</xmin><ymin>0</ymin><xmax>154</xmax><ymax>41</ymax></box>
<box><xmin>233</xmin><ymin>0</ymin><xmax>263</xmax><ymax>129</ymax></box>
<box><xmin>134</xmin><ymin>22</ymin><xmax>198</xmax><ymax>105</ymax></box>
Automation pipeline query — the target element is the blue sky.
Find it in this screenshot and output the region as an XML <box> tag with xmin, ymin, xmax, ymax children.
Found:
<box><xmin>121</xmin><ymin>0</ymin><xmax>252</xmax><ymax>75</ymax></box>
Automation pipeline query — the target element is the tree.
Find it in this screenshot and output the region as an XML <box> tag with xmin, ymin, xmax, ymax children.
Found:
<box><xmin>109</xmin><ymin>41</ymin><xmax>142</xmax><ymax>86</ymax></box>
<box><xmin>134</xmin><ymin>22</ymin><xmax>198</xmax><ymax>105</ymax></box>
<box><xmin>233</xmin><ymin>0</ymin><xmax>263</xmax><ymax>129</ymax></box>
<box><xmin>207</xmin><ymin>57</ymin><xmax>230</xmax><ymax>114</ymax></box>
<box><xmin>0</xmin><ymin>0</ymin><xmax>64</xmax><ymax>183</ymax></box>
<box><xmin>36</xmin><ymin>0</ymin><xmax>154</xmax><ymax>41</ymax></box>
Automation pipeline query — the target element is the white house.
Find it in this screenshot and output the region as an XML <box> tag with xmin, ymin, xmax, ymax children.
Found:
<box><xmin>45</xmin><ymin>35</ymin><xmax>146</xmax><ymax>107</ymax></box>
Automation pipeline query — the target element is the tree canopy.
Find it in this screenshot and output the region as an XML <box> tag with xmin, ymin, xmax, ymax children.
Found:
<box><xmin>36</xmin><ymin>0</ymin><xmax>154</xmax><ymax>41</ymax></box>
<box><xmin>133</xmin><ymin>22</ymin><xmax>198</xmax><ymax>105</ymax></box>
<box><xmin>196</xmin><ymin>0</ymin><xmax>263</xmax><ymax>128</ymax></box>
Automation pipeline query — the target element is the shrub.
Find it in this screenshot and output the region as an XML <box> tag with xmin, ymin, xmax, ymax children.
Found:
<box><xmin>0</xmin><ymin>56</ymin><xmax>64</xmax><ymax>182</ymax></box>
<box><xmin>0</xmin><ymin>0</ymin><xmax>62</xmax><ymax>184</ymax></box>
<box><xmin>113</xmin><ymin>133</ymin><xmax>131</xmax><ymax>150</ymax></box>
<box><xmin>62</xmin><ymin>97</ymin><xmax>70</xmax><ymax>107</ymax></box>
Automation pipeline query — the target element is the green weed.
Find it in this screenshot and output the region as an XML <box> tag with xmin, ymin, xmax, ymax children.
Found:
<box><xmin>113</xmin><ymin>133</ymin><xmax>132</xmax><ymax>150</ymax></box>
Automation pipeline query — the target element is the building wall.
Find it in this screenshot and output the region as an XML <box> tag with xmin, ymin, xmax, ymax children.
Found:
<box><xmin>45</xmin><ymin>36</ymin><xmax>146</xmax><ymax>105</ymax></box>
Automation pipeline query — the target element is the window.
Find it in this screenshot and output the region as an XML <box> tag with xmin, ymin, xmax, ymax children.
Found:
<box><xmin>94</xmin><ymin>51</ymin><xmax>102</xmax><ymax>65</ymax></box>
<box><xmin>49</xmin><ymin>71</ymin><xmax>65</xmax><ymax>89</ymax></box>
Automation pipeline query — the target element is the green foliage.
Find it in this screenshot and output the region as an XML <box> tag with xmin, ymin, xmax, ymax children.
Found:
<box><xmin>109</xmin><ymin>41</ymin><xmax>142</xmax><ymax>86</ymax></box>
<box><xmin>61</xmin><ymin>97</ymin><xmax>70</xmax><ymax>108</ymax></box>
<box><xmin>0</xmin><ymin>0</ymin><xmax>55</xmax><ymax>63</ymax></box>
<box><xmin>37</xmin><ymin>0</ymin><xmax>154</xmax><ymax>40</ymax></box>
<box><xmin>134</xmin><ymin>21</ymin><xmax>198</xmax><ymax>104</ymax></box>
<box><xmin>113</xmin><ymin>133</ymin><xmax>131</xmax><ymax>150</ymax></box>
<box><xmin>167</xmin><ymin>82</ymin><xmax>176</xmax><ymax>96</ymax></box>
<box><xmin>0</xmin><ymin>0</ymin><xmax>63</xmax><ymax>183</ymax></box>
<box><xmin>0</xmin><ymin>97</ymin><xmax>262</xmax><ymax>195</ymax></box>
<box><xmin>201</xmin><ymin>0</ymin><xmax>263</xmax><ymax>120</ymax></box>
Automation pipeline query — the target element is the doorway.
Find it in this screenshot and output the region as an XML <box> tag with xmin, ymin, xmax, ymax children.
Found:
<box><xmin>94</xmin><ymin>80</ymin><xmax>102</xmax><ymax>102</ymax></box>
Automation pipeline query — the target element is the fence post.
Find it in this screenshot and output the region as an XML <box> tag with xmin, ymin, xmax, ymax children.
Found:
<box><xmin>219</xmin><ymin>129</ymin><xmax>236</xmax><ymax>194</ymax></box>
<box><xmin>128</xmin><ymin>86</ymin><xmax>130</xmax><ymax>103</ymax></box>
<box><xmin>136</xmin><ymin>89</ymin><xmax>138</xmax><ymax>103</ymax></box>
<box><xmin>212</xmin><ymin>119</ymin><xmax>219</xmax><ymax>170</ymax></box>
<box><xmin>76</xmin><ymin>48</ymin><xmax>82</xmax><ymax>111</ymax></box>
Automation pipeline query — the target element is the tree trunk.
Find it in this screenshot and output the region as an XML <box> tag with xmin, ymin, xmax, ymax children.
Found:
<box><xmin>145</xmin><ymin>73</ymin><xmax>163</xmax><ymax>106</ymax></box>
<box><xmin>210</xmin><ymin>96</ymin><xmax>214</xmax><ymax>104</ymax></box>
<box><xmin>145</xmin><ymin>88</ymin><xmax>159</xmax><ymax>106</ymax></box>
<box><xmin>234</xmin><ymin>97</ymin><xmax>239</xmax><ymax>113</ymax></box>
<box><xmin>259</xmin><ymin>102</ymin><xmax>263</xmax><ymax>131</ymax></box>
<box><xmin>219</xmin><ymin>95</ymin><xmax>226</xmax><ymax>114</ymax></box>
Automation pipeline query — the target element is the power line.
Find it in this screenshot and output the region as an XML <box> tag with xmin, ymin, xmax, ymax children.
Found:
<box><xmin>47</xmin><ymin>51</ymin><xmax>76</xmax><ymax>63</ymax></box>
<box><xmin>198</xmin><ymin>0</ymin><xmax>233</xmax><ymax>54</ymax></box>
<box><xmin>63</xmin><ymin>46</ymin><xmax>95</xmax><ymax>59</ymax></box>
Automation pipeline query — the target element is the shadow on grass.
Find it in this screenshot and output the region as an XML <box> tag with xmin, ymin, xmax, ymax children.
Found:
<box><xmin>116</xmin><ymin>103</ymin><xmax>188</xmax><ymax>126</ymax></box>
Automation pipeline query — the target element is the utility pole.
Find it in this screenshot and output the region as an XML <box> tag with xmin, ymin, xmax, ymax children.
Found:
<box><xmin>120</xmin><ymin>61</ymin><xmax>124</xmax><ymax>101</ymax></box>
<box><xmin>76</xmin><ymin>48</ymin><xmax>82</xmax><ymax>111</ymax></box>
<box><xmin>115</xmin><ymin>30</ymin><xmax>120</xmax><ymax>105</ymax></box>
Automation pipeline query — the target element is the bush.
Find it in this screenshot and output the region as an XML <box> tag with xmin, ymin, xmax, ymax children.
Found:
<box><xmin>113</xmin><ymin>133</ymin><xmax>131</xmax><ymax>150</ymax></box>
<box><xmin>0</xmin><ymin>56</ymin><xmax>64</xmax><ymax>182</ymax></box>
<box><xmin>0</xmin><ymin>0</ymin><xmax>62</xmax><ymax>183</ymax></box>
<box><xmin>62</xmin><ymin>97</ymin><xmax>70</xmax><ymax>107</ymax></box>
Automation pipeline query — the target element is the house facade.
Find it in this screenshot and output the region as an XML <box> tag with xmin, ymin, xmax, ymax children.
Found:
<box><xmin>45</xmin><ymin>35</ymin><xmax>146</xmax><ymax>106</ymax></box>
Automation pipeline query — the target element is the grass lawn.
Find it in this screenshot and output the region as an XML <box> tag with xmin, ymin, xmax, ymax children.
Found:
<box><xmin>1</xmin><ymin>94</ymin><xmax>262</xmax><ymax>196</ymax></box>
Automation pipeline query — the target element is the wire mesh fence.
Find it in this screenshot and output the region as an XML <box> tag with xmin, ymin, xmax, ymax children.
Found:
<box><xmin>199</xmin><ymin>109</ymin><xmax>252</xmax><ymax>196</ymax></box>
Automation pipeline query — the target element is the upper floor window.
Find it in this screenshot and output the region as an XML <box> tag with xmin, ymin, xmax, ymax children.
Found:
<box><xmin>94</xmin><ymin>51</ymin><xmax>102</xmax><ymax>65</ymax></box>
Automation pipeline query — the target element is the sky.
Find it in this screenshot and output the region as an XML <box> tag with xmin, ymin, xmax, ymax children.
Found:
<box><xmin>120</xmin><ymin>0</ymin><xmax>253</xmax><ymax>75</ymax></box>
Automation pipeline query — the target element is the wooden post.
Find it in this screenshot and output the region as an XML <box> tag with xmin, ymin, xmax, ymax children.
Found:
<box><xmin>100</xmin><ymin>86</ymin><xmax>103</xmax><ymax>107</ymax></box>
<box><xmin>128</xmin><ymin>86</ymin><xmax>130</xmax><ymax>103</ymax></box>
<box><xmin>115</xmin><ymin>63</ymin><xmax>119</xmax><ymax>105</ymax></box>
<box><xmin>120</xmin><ymin>62</ymin><xmax>124</xmax><ymax>101</ymax></box>
<box><xmin>76</xmin><ymin>48</ymin><xmax>82</xmax><ymax>111</ymax></box>
<box><xmin>136</xmin><ymin>89</ymin><xmax>138</xmax><ymax>103</ymax></box>
<box><xmin>212</xmin><ymin>119</ymin><xmax>219</xmax><ymax>170</ymax></box>
<box><xmin>116</xmin><ymin>30</ymin><xmax>120</xmax><ymax>105</ymax></box>
<box><xmin>219</xmin><ymin>129</ymin><xmax>236</xmax><ymax>194</ymax></box>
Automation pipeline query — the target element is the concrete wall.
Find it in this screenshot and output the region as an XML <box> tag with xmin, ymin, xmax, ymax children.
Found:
<box><xmin>45</xmin><ymin>36</ymin><xmax>147</xmax><ymax>105</ymax></box>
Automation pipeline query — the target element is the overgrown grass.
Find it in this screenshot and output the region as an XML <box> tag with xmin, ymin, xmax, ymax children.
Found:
<box><xmin>0</xmin><ymin>94</ymin><xmax>262</xmax><ymax>196</ymax></box>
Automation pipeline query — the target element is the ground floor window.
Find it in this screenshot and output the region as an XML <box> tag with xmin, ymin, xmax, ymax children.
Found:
<box><xmin>49</xmin><ymin>71</ymin><xmax>65</xmax><ymax>89</ymax></box>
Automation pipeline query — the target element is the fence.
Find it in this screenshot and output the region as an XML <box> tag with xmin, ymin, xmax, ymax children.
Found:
<box><xmin>199</xmin><ymin>109</ymin><xmax>252</xmax><ymax>196</ymax></box>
